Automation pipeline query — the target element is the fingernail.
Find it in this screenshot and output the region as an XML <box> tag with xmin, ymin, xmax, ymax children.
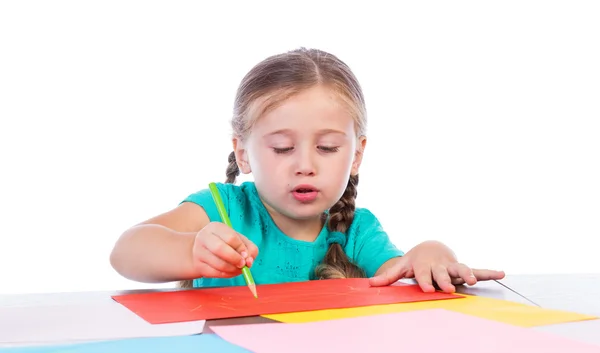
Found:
<box><xmin>247</xmin><ymin>257</ymin><xmax>254</xmax><ymax>267</ymax></box>
<box><xmin>239</xmin><ymin>258</ymin><xmax>246</xmax><ymax>268</ymax></box>
<box><xmin>241</xmin><ymin>251</ymin><xmax>248</xmax><ymax>258</ymax></box>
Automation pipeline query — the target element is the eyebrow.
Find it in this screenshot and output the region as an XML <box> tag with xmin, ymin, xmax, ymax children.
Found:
<box><xmin>263</xmin><ymin>128</ymin><xmax>347</xmax><ymax>138</ymax></box>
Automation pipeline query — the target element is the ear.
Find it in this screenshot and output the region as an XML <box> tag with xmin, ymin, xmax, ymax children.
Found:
<box><xmin>232</xmin><ymin>137</ymin><xmax>252</xmax><ymax>174</ymax></box>
<box><xmin>351</xmin><ymin>135</ymin><xmax>367</xmax><ymax>176</ymax></box>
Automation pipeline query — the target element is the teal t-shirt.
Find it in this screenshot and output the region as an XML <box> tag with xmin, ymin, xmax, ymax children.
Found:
<box><xmin>181</xmin><ymin>181</ymin><xmax>404</xmax><ymax>288</ymax></box>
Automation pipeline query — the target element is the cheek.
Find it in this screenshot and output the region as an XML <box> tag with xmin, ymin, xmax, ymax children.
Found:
<box><xmin>335</xmin><ymin>148</ymin><xmax>356</xmax><ymax>171</ymax></box>
<box><xmin>321</xmin><ymin>151</ymin><xmax>355</xmax><ymax>182</ymax></box>
<box><xmin>248</xmin><ymin>150</ymin><xmax>281</xmax><ymax>175</ymax></box>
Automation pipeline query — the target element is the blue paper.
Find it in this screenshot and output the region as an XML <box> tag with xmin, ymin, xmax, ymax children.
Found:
<box><xmin>0</xmin><ymin>334</ymin><xmax>251</xmax><ymax>353</ymax></box>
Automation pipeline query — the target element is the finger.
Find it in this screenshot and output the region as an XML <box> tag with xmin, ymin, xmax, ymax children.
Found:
<box><xmin>451</xmin><ymin>277</ymin><xmax>466</xmax><ymax>285</ymax></box>
<box><xmin>413</xmin><ymin>263</ymin><xmax>436</xmax><ymax>292</ymax></box>
<box><xmin>447</xmin><ymin>262</ymin><xmax>477</xmax><ymax>286</ymax></box>
<box><xmin>471</xmin><ymin>269</ymin><xmax>506</xmax><ymax>281</ymax></box>
<box><xmin>431</xmin><ymin>263</ymin><xmax>455</xmax><ymax>293</ymax></box>
<box><xmin>197</xmin><ymin>246</ymin><xmax>241</xmax><ymax>274</ymax></box>
<box><xmin>205</xmin><ymin>229</ymin><xmax>247</xmax><ymax>268</ymax></box>
<box><xmin>238</xmin><ymin>233</ymin><xmax>259</xmax><ymax>266</ymax></box>
<box><xmin>212</xmin><ymin>223</ymin><xmax>249</xmax><ymax>253</ymax></box>
<box><xmin>194</xmin><ymin>262</ymin><xmax>234</xmax><ymax>279</ymax></box>
<box><xmin>368</xmin><ymin>258</ymin><xmax>409</xmax><ymax>287</ymax></box>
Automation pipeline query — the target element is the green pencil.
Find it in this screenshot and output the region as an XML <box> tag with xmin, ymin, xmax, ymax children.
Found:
<box><xmin>208</xmin><ymin>182</ymin><xmax>258</xmax><ymax>298</ymax></box>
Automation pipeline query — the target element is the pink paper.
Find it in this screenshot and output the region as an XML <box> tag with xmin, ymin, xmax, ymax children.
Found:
<box><xmin>212</xmin><ymin>309</ymin><xmax>600</xmax><ymax>353</ymax></box>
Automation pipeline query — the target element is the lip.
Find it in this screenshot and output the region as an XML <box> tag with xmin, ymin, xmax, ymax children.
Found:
<box><xmin>292</xmin><ymin>184</ymin><xmax>319</xmax><ymax>192</ymax></box>
<box><xmin>291</xmin><ymin>184</ymin><xmax>319</xmax><ymax>202</ymax></box>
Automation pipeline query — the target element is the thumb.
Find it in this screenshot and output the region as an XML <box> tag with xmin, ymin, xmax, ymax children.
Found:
<box><xmin>368</xmin><ymin>257</ymin><xmax>409</xmax><ymax>287</ymax></box>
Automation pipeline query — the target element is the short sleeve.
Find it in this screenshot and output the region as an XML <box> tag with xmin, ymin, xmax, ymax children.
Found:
<box><xmin>352</xmin><ymin>209</ymin><xmax>404</xmax><ymax>277</ymax></box>
<box><xmin>180</xmin><ymin>182</ymin><xmax>229</xmax><ymax>223</ymax></box>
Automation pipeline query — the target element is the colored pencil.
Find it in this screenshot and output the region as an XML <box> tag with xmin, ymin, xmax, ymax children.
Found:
<box><xmin>208</xmin><ymin>182</ymin><xmax>258</xmax><ymax>298</ymax></box>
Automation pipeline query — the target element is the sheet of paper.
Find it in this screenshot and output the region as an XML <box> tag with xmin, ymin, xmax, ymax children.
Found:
<box><xmin>263</xmin><ymin>293</ymin><xmax>597</xmax><ymax>327</ymax></box>
<box><xmin>213</xmin><ymin>309</ymin><xmax>600</xmax><ymax>353</ymax></box>
<box><xmin>0</xmin><ymin>334</ymin><xmax>250</xmax><ymax>353</ymax></box>
<box><xmin>111</xmin><ymin>278</ymin><xmax>461</xmax><ymax>324</ymax></box>
<box><xmin>0</xmin><ymin>296</ymin><xmax>205</xmax><ymax>347</ymax></box>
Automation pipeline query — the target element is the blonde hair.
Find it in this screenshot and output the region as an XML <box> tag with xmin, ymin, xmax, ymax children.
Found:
<box><xmin>180</xmin><ymin>48</ymin><xmax>367</xmax><ymax>289</ymax></box>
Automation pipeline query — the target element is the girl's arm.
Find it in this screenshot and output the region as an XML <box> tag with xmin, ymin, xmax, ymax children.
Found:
<box><xmin>109</xmin><ymin>202</ymin><xmax>210</xmax><ymax>283</ymax></box>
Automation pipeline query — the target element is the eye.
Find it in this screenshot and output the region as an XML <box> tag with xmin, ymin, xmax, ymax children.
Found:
<box><xmin>273</xmin><ymin>147</ymin><xmax>294</xmax><ymax>154</ymax></box>
<box><xmin>318</xmin><ymin>146</ymin><xmax>339</xmax><ymax>153</ymax></box>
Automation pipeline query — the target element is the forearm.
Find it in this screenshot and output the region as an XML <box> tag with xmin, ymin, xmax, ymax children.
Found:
<box><xmin>110</xmin><ymin>224</ymin><xmax>197</xmax><ymax>283</ymax></box>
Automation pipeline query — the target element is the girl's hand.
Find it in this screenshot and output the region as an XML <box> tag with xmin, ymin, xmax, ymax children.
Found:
<box><xmin>191</xmin><ymin>222</ymin><xmax>259</xmax><ymax>278</ymax></box>
<box><xmin>369</xmin><ymin>240</ymin><xmax>505</xmax><ymax>293</ymax></box>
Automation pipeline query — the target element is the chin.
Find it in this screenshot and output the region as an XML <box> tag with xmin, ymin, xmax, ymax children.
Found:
<box><xmin>283</xmin><ymin>203</ymin><xmax>330</xmax><ymax>221</ymax></box>
<box><xmin>265</xmin><ymin>199</ymin><xmax>322</xmax><ymax>220</ymax></box>
<box><xmin>287</xmin><ymin>210</ymin><xmax>324</xmax><ymax>221</ymax></box>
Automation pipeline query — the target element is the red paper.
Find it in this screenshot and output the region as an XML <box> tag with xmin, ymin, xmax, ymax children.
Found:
<box><xmin>112</xmin><ymin>278</ymin><xmax>462</xmax><ymax>324</ymax></box>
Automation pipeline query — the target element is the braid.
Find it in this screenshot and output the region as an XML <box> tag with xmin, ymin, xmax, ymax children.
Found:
<box><xmin>178</xmin><ymin>151</ymin><xmax>241</xmax><ymax>290</ymax></box>
<box><xmin>315</xmin><ymin>174</ymin><xmax>366</xmax><ymax>279</ymax></box>
<box><xmin>225</xmin><ymin>151</ymin><xmax>240</xmax><ymax>184</ymax></box>
<box><xmin>178</xmin><ymin>280</ymin><xmax>193</xmax><ymax>289</ymax></box>
<box><xmin>327</xmin><ymin>174</ymin><xmax>358</xmax><ymax>233</ymax></box>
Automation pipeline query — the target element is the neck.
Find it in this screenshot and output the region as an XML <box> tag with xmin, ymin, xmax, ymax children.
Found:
<box><xmin>262</xmin><ymin>203</ymin><xmax>324</xmax><ymax>242</ymax></box>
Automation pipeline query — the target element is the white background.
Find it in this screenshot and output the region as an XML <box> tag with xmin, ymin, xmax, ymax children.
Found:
<box><xmin>1</xmin><ymin>1</ymin><xmax>598</xmax><ymax>295</ymax></box>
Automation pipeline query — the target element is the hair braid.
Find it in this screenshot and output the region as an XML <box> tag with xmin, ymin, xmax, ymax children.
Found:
<box><xmin>225</xmin><ymin>151</ymin><xmax>240</xmax><ymax>184</ymax></box>
<box><xmin>315</xmin><ymin>174</ymin><xmax>366</xmax><ymax>279</ymax></box>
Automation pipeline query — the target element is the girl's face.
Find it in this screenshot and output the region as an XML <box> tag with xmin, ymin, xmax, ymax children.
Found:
<box><xmin>234</xmin><ymin>85</ymin><xmax>366</xmax><ymax>222</ymax></box>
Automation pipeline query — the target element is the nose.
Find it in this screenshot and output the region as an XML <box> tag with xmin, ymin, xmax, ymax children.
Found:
<box><xmin>294</xmin><ymin>147</ymin><xmax>316</xmax><ymax>176</ymax></box>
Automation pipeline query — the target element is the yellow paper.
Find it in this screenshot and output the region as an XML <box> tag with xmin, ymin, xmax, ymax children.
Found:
<box><xmin>262</xmin><ymin>294</ymin><xmax>597</xmax><ymax>327</ymax></box>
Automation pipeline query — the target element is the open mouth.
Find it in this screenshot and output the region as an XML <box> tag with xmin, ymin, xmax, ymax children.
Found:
<box><xmin>293</xmin><ymin>185</ymin><xmax>318</xmax><ymax>193</ymax></box>
<box><xmin>291</xmin><ymin>185</ymin><xmax>319</xmax><ymax>202</ymax></box>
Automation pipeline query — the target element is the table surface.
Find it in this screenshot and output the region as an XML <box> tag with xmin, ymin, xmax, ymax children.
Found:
<box><xmin>0</xmin><ymin>274</ymin><xmax>598</xmax><ymax>348</ymax></box>
<box><xmin>499</xmin><ymin>273</ymin><xmax>600</xmax><ymax>347</ymax></box>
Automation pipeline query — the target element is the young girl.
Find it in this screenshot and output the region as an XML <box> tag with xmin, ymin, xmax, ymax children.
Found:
<box><xmin>110</xmin><ymin>47</ymin><xmax>505</xmax><ymax>294</ymax></box>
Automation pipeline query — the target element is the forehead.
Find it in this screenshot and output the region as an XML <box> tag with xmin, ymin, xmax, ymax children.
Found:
<box><xmin>252</xmin><ymin>85</ymin><xmax>355</xmax><ymax>136</ymax></box>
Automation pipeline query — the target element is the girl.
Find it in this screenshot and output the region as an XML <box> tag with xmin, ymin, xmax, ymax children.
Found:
<box><xmin>110</xmin><ymin>47</ymin><xmax>504</xmax><ymax>293</ymax></box>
